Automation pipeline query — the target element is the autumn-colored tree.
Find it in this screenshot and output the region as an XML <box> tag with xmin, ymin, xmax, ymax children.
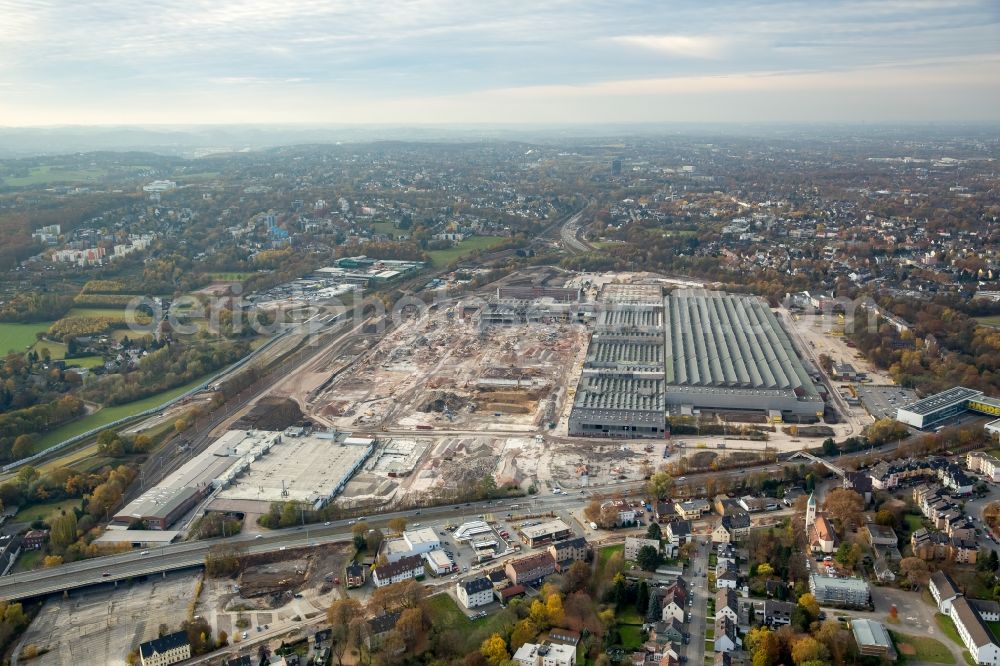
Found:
<box><xmin>480</xmin><ymin>633</ymin><xmax>509</xmax><ymax>666</ymax></box>
<box><xmin>42</xmin><ymin>555</ymin><xmax>63</xmax><ymax>568</ymax></box>
<box><xmin>561</xmin><ymin>560</ymin><xmax>591</xmax><ymax>594</ymax></box>
<box><xmin>510</xmin><ymin>618</ymin><xmax>538</xmax><ymax>649</ymax></box>
<box><xmin>327</xmin><ymin>598</ymin><xmax>363</xmax><ymax>666</ymax></box>
<box><xmin>798</xmin><ymin>593</ymin><xmax>820</xmax><ymax>622</ymax></box>
<box><xmin>746</xmin><ymin>626</ymin><xmax>779</xmax><ymax>666</ymax></box>
<box><xmin>388</xmin><ymin>517</ymin><xmax>407</xmax><ymax>534</ymax></box>
<box><xmin>395</xmin><ymin>607</ymin><xmax>425</xmax><ymax>651</ymax></box>
<box><xmin>791</xmin><ymin>636</ymin><xmax>827</xmax><ymax>665</ymax></box>
<box><xmin>546</xmin><ymin>594</ymin><xmax>565</xmax><ymax>627</ymax></box>
<box><xmin>899</xmin><ymin>557</ymin><xmax>930</xmax><ymax>587</ymax></box>
<box><xmin>646</xmin><ymin>472</ymin><xmax>675</xmax><ymax>500</ymax></box>
<box><xmin>823</xmin><ymin>488</ymin><xmax>865</xmax><ymax>531</ymax></box>
<box><xmin>757</xmin><ymin>563</ymin><xmax>774</xmax><ymax>576</ymax></box>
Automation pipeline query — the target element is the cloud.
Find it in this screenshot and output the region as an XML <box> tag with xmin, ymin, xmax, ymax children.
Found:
<box><xmin>612</xmin><ymin>34</ymin><xmax>729</xmax><ymax>59</ymax></box>
<box><xmin>0</xmin><ymin>0</ymin><xmax>998</xmax><ymax>124</ymax></box>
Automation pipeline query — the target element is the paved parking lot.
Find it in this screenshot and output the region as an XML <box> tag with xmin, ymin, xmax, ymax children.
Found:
<box><xmin>856</xmin><ymin>384</ymin><xmax>919</xmax><ymax>420</ymax></box>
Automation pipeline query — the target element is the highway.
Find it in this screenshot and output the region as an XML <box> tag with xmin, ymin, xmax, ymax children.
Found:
<box><xmin>0</xmin><ymin>492</ymin><xmax>594</xmax><ymax>601</ymax></box>
<box><xmin>560</xmin><ymin>211</ymin><xmax>593</xmax><ymax>254</ymax></box>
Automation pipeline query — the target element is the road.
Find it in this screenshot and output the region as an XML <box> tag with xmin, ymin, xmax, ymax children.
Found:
<box><xmin>686</xmin><ymin>537</ymin><xmax>710</xmax><ymax>665</ymax></box>
<box><xmin>560</xmin><ymin>212</ymin><xmax>593</xmax><ymax>254</ymax></box>
<box><xmin>0</xmin><ymin>491</ymin><xmax>594</xmax><ymax>601</ymax></box>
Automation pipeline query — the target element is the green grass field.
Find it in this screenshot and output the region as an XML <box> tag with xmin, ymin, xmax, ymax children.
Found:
<box><xmin>17</xmin><ymin>497</ymin><xmax>83</xmax><ymax>525</ymax></box>
<box><xmin>1</xmin><ymin>165</ymin><xmax>107</xmax><ymax>187</ymax></box>
<box><xmin>975</xmin><ymin>315</ymin><xmax>1000</xmax><ymax>327</ymax></box>
<box><xmin>936</xmin><ymin>613</ymin><xmax>964</xmax><ymax>646</ymax></box>
<box><xmin>426</xmin><ymin>593</ymin><xmax>513</xmax><ymax>652</ymax></box>
<box><xmin>28</xmin><ymin>373</ymin><xmax>215</xmax><ymax>455</ymax></box>
<box><xmin>369</xmin><ymin>221</ymin><xmax>398</xmax><ymax>236</ymax></box>
<box><xmin>892</xmin><ymin>631</ymin><xmax>955</xmax><ymax>664</ymax></box>
<box><xmin>0</xmin><ymin>321</ymin><xmax>54</xmax><ymax>354</ymax></box>
<box><xmin>616</xmin><ymin>606</ymin><xmax>643</xmax><ymax>625</ymax></box>
<box><xmin>205</xmin><ymin>272</ymin><xmax>254</xmax><ymax>281</ymax></box>
<box><xmin>67</xmin><ymin>307</ymin><xmax>130</xmax><ymax>318</ymax></box>
<box><xmin>904</xmin><ymin>514</ymin><xmax>926</xmax><ymax>533</ymax></box>
<box><xmin>617</xmin><ymin>625</ymin><xmax>643</xmax><ymax>649</ymax></box>
<box><xmin>427</xmin><ymin>236</ymin><xmax>507</xmax><ymax>268</ymax></box>
<box><xmin>64</xmin><ymin>355</ymin><xmax>105</xmax><ymax>369</ymax></box>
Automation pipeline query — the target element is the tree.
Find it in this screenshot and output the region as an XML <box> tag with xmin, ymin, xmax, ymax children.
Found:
<box><xmin>746</xmin><ymin>626</ymin><xmax>779</xmax><ymax>666</ymax></box>
<box><xmin>42</xmin><ymin>555</ymin><xmax>63</xmax><ymax>567</ymax></box>
<box><xmin>584</xmin><ymin>499</ymin><xmax>602</xmax><ymax>524</ymax></box>
<box><xmin>646</xmin><ymin>472</ymin><xmax>675</xmax><ymax>500</ymax></box>
<box><xmin>388</xmin><ymin>517</ymin><xmax>407</xmax><ymax>534</ymax></box>
<box><xmin>50</xmin><ymin>511</ymin><xmax>78</xmax><ymax>551</ymax></box>
<box><xmin>366</xmin><ymin>528</ymin><xmax>384</xmax><ymax>554</ymax></box>
<box><xmin>635</xmin><ymin>581</ymin><xmax>649</xmax><ymax>614</ymax></box>
<box><xmin>791</xmin><ymin>636</ymin><xmax>826</xmax><ymax>665</ymax></box>
<box><xmin>327</xmin><ymin>598</ymin><xmax>363</xmax><ymax>666</ymax></box>
<box><xmin>546</xmin><ymin>593</ymin><xmax>565</xmax><ymax>627</ymax></box>
<box><xmin>561</xmin><ymin>560</ymin><xmax>591</xmax><ymax>594</ymax></box>
<box><xmin>756</xmin><ymin>563</ymin><xmax>774</xmax><ymax>576</ymax></box>
<box><xmin>218</xmin><ymin>630</ymin><xmax>228</xmax><ymax>647</ymax></box>
<box><xmin>899</xmin><ymin>557</ymin><xmax>930</xmax><ymax>587</ymax></box>
<box><xmin>823</xmin><ymin>488</ymin><xmax>865</xmax><ymax>531</ymax></box>
<box><xmin>645</xmin><ymin>522</ymin><xmax>662</xmax><ymax>540</ymax></box>
<box><xmin>798</xmin><ymin>593</ymin><xmax>820</xmax><ymax>622</ymax></box>
<box><xmin>480</xmin><ymin>633</ymin><xmax>509</xmax><ymax>666</ymax></box>
<box><xmin>511</xmin><ymin>618</ymin><xmax>538</xmax><ymax>649</ymax></box>
<box><xmin>635</xmin><ymin>545</ymin><xmax>661</xmax><ymax>572</ymax></box>
<box><xmin>395</xmin><ymin>607</ymin><xmax>425</xmax><ymax>650</ymax></box>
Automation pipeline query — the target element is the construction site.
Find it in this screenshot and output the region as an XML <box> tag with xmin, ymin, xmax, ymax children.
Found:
<box><xmin>179</xmin><ymin>270</ymin><xmax>872</xmax><ymax>512</ymax></box>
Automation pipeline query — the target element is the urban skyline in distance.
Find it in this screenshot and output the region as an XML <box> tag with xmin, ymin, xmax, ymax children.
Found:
<box><xmin>1</xmin><ymin>0</ymin><xmax>999</xmax><ymax>126</ymax></box>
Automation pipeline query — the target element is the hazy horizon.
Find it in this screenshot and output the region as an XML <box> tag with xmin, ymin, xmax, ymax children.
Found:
<box><xmin>2</xmin><ymin>0</ymin><xmax>999</xmax><ymax>127</ymax></box>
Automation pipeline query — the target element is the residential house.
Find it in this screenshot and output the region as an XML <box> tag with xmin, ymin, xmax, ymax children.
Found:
<box><xmin>952</xmin><ymin>538</ymin><xmax>979</xmax><ymax>564</ymax></box>
<box><xmin>22</xmin><ymin>530</ymin><xmax>48</xmax><ymax>551</ymax></box>
<box><xmin>496</xmin><ymin>584</ymin><xmax>526</xmax><ymax>605</ymax></box>
<box><xmin>808</xmin><ymin>574</ymin><xmax>870</xmax><ymax>609</ymax></box>
<box><xmin>737</xmin><ymin>496</ymin><xmax>767</xmax><ymax>513</ymax></box>
<box><xmin>912</xmin><ymin>529</ymin><xmax>950</xmax><ymax>561</ymax></box>
<box><xmin>716</xmin><ymin>589</ymin><xmax>739</xmax><ymax>624</ymax></box>
<box><xmin>602</xmin><ymin>500</ymin><xmax>637</xmax><ymax>526</ymax></box>
<box><xmin>760</xmin><ymin>600</ymin><xmax>797</xmax><ymax>627</ymax></box>
<box><xmin>346</xmin><ymin>562</ymin><xmax>366</xmax><ymax>588</ymax></box>
<box><xmin>713</xmin><ymin>513</ymin><xmax>751</xmax><ymax>544</ymax></box>
<box><xmin>654</xmin><ymin>501</ymin><xmax>675</xmax><ymax>523</ymax></box>
<box><xmin>458</xmin><ymin>577</ymin><xmax>494</xmax><ymax>609</ymax></box>
<box><xmin>372</xmin><ymin>554</ymin><xmax>424</xmax><ymax>587</ymax></box>
<box><xmin>549</xmin><ymin>537</ymin><xmax>588</xmax><ymax>571</ymax></box>
<box><xmin>548</xmin><ymin>629</ymin><xmax>581</xmax><ymax>646</ymax></box>
<box><xmin>506</xmin><ymin>552</ymin><xmax>556</xmax><ymax>586</ymax></box>
<box><xmin>714</xmin><ymin>616</ymin><xmax>741</xmax><ymax>653</ymax></box>
<box><xmin>625</xmin><ymin>536</ymin><xmax>661</xmax><ymax>561</ymax></box>
<box><xmin>930</xmin><ymin>570</ymin><xmax>963</xmax><ymax>614</ymax></box>
<box><xmin>950</xmin><ymin>597</ymin><xmax>1000</xmax><ymax>665</ymax></box>
<box><xmin>716</xmin><ymin>562</ymin><xmax>739</xmax><ymax>590</ymax></box>
<box><xmin>660</xmin><ymin>581</ymin><xmax>688</xmax><ymax>623</ymax></box>
<box><xmin>968</xmin><ymin>452</ymin><xmax>1000</xmax><ymax>481</ymax></box>
<box><xmin>665</xmin><ymin>520</ymin><xmax>692</xmax><ymax>548</ymax></box>
<box><xmin>139</xmin><ymin>631</ymin><xmax>191</xmax><ymax>666</ymax></box>
<box><xmin>651</xmin><ymin>618</ymin><xmax>686</xmax><ymax>645</ymax></box>
<box><xmin>676</xmin><ymin>499</ymin><xmax>711</xmax><ymax>520</ymax></box>
<box><xmin>366</xmin><ymin>612</ymin><xmax>401</xmax><ymax>649</ymax></box>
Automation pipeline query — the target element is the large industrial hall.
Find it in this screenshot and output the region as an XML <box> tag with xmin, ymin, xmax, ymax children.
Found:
<box><xmin>569</xmin><ymin>287</ymin><xmax>824</xmax><ymax>437</ymax></box>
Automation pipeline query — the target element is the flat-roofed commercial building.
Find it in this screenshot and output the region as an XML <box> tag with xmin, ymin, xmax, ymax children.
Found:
<box><xmin>896</xmin><ymin>386</ymin><xmax>984</xmax><ymax>429</ymax></box>
<box><xmin>851</xmin><ymin>618</ymin><xmax>896</xmax><ymax>660</ymax></box>
<box><xmin>519</xmin><ymin>519</ymin><xmax>574</xmax><ymax>548</ymax></box>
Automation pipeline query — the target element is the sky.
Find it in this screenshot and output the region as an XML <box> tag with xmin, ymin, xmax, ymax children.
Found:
<box><xmin>0</xmin><ymin>0</ymin><xmax>998</xmax><ymax>126</ymax></box>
